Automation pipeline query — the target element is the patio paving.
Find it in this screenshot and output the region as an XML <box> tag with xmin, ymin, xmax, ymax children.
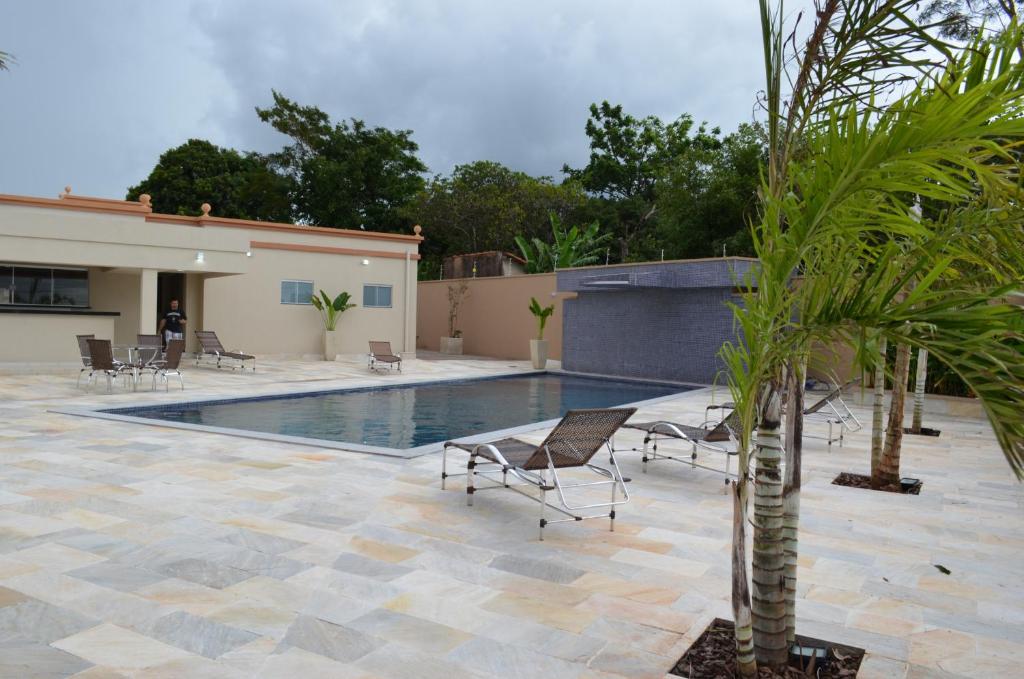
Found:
<box><xmin>0</xmin><ymin>356</ymin><xmax>1021</xmax><ymax>678</ymax></box>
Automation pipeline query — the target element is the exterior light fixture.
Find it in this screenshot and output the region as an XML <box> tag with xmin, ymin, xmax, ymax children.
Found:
<box><xmin>361</xmin><ymin>259</ymin><xmax>370</xmax><ymax>266</ymax></box>
<box><xmin>246</xmin><ymin>251</ymin><xmax>252</xmax><ymax>257</ymax></box>
<box><xmin>195</xmin><ymin>251</ymin><xmax>205</xmax><ymax>263</ymax></box>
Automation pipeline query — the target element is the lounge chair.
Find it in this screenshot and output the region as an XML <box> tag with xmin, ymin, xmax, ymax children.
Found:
<box><xmin>195</xmin><ymin>330</ymin><xmax>255</xmax><ymax>371</ymax></box>
<box><xmin>442</xmin><ymin>407</ymin><xmax>636</xmax><ymax>540</ymax></box>
<box><xmin>622</xmin><ymin>407</ymin><xmax>742</xmax><ymax>488</ymax></box>
<box><xmin>803</xmin><ymin>385</ymin><xmax>862</xmax><ymax>447</ymax></box>
<box><xmin>149</xmin><ymin>339</ymin><xmax>185</xmax><ymax>391</ymax></box>
<box><xmin>368</xmin><ymin>341</ymin><xmax>402</xmax><ymax>372</ymax></box>
<box><xmin>84</xmin><ymin>339</ymin><xmax>130</xmax><ymax>392</ymax></box>
<box><xmin>75</xmin><ymin>334</ymin><xmax>94</xmax><ymax>388</ymax></box>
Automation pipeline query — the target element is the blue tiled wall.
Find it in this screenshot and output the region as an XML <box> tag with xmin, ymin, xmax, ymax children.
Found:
<box><xmin>561</xmin><ymin>287</ymin><xmax>739</xmax><ymax>385</ymax></box>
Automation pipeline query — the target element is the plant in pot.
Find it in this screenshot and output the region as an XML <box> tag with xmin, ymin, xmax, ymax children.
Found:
<box><xmin>310</xmin><ymin>290</ymin><xmax>356</xmax><ymax>360</ymax></box>
<box><xmin>528</xmin><ymin>297</ymin><xmax>554</xmax><ymax>370</ymax></box>
<box><xmin>441</xmin><ymin>282</ymin><xmax>469</xmax><ymax>355</ymax></box>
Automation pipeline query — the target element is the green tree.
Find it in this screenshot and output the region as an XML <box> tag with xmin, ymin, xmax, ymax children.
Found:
<box><xmin>515</xmin><ymin>213</ymin><xmax>611</xmax><ymax>273</ymax></box>
<box><xmin>403</xmin><ymin>160</ymin><xmax>587</xmax><ymax>278</ymax></box>
<box><xmin>920</xmin><ymin>0</ymin><xmax>1022</xmax><ymax>39</ymax></box>
<box><xmin>126</xmin><ymin>139</ymin><xmax>293</xmax><ymax>220</ymax></box>
<box><xmin>721</xmin><ymin>4</ymin><xmax>1024</xmax><ymax>674</ymax></box>
<box><xmin>563</xmin><ymin>101</ymin><xmax>718</xmax><ymax>262</ymax></box>
<box><xmin>256</xmin><ymin>91</ymin><xmax>426</xmax><ymax>233</ymax></box>
<box><xmin>657</xmin><ymin>123</ymin><xmax>766</xmax><ymax>259</ymax></box>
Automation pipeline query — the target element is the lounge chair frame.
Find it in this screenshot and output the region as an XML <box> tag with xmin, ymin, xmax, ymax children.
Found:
<box><xmin>194</xmin><ymin>330</ymin><xmax>256</xmax><ymax>371</ymax></box>
<box><xmin>803</xmin><ymin>385</ymin><xmax>862</xmax><ymax>447</ymax></box>
<box><xmin>442</xmin><ymin>408</ymin><xmax>635</xmax><ymax>540</ymax></box>
<box><xmin>368</xmin><ymin>341</ymin><xmax>402</xmax><ymax>373</ymax></box>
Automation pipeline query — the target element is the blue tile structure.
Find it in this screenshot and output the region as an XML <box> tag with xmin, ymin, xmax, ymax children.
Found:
<box><xmin>557</xmin><ymin>258</ymin><xmax>759</xmax><ymax>385</ymax></box>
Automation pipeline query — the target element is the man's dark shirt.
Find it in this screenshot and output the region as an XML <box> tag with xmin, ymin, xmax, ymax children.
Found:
<box><xmin>163</xmin><ymin>310</ymin><xmax>186</xmax><ymax>333</ymax></box>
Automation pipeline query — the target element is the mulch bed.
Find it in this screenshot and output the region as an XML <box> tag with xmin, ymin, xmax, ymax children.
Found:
<box><xmin>671</xmin><ymin>618</ymin><xmax>864</xmax><ymax>678</ymax></box>
<box><xmin>832</xmin><ymin>472</ymin><xmax>921</xmax><ymax>495</ymax></box>
<box><xmin>902</xmin><ymin>427</ymin><xmax>941</xmax><ymax>437</ymax></box>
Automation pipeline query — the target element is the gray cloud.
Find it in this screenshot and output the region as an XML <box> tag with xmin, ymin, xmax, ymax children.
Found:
<box><xmin>1</xmin><ymin>0</ymin><xmax>765</xmax><ymax>199</ymax></box>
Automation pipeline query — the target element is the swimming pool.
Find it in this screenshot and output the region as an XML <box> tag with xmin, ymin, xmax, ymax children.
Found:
<box><xmin>99</xmin><ymin>372</ymin><xmax>690</xmax><ymax>456</ymax></box>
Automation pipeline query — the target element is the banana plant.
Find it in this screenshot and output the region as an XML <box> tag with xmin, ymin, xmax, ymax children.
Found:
<box><xmin>310</xmin><ymin>290</ymin><xmax>356</xmax><ymax>330</ymax></box>
<box><xmin>515</xmin><ymin>213</ymin><xmax>611</xmax><ymax>273</ymax></box>
<box><xmin>528</xmin><ymin>297</ymin><xmax>555</xmax><ymax>340</ymax></box>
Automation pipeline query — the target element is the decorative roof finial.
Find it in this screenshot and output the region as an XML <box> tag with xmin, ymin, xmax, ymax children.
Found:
<box><xmin>200</xmin><ymin>203</ymin><xmax>211</xmax><ymax>217</ymax></box>
<box><xmin>413</xmin><ymin>224</ymin><xmax>422</xmax><ymax>236</ymax></box>
<box><xmin>60</xmin><ymin>185</ymin><xmax>72</xmax><ymax>198</ymax></box>
<box><xmin>138</xmin><ymin>194</ymin><xmax>152</xmax><ymax>208</ymax></box>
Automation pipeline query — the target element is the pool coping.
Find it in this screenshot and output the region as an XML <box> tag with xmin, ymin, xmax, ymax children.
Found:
<box><xmin>52</xmin><ymin>369</ymin><xmax>713</xmax><ymax>459</ymax></box>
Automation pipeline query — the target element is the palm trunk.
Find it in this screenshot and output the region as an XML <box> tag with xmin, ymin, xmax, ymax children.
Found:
<box><xmin>874</xmin><ymin>343</ymin><xmax>910</xmax><ymax>488</ymax></box>
<box><xmin>870</xmin><ymin>337</ymin><xmax>887</xmax><ymax>474</ymax></box>
<box><xmin>751</xmin><ymin>381</ymin><xmax>787</xmax><ymax>670</ymax></box>
<box><xmin>732</xmin><ymin>479</ymin><xmax>757</xmax><ymax>677</ymax></box>
<box><xmin>782</xmin><ymin>359</ymin><xmax>804</xmax><ymax>646</ymax></box>
<box><xmin>911</xmin><ymin>348</ymin><xmax>928</xmax><ymax>433</ymax></box>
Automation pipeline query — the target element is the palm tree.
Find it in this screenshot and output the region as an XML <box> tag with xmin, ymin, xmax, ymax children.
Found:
<box><xmin>721</xmin><ymin>4</ymin><xmax>1024</xmax><ymax>674</ymax></box>
<box><xmin>0</xmin><ymin>51</ymin><xmax>12</xmax><ymax>71</ymax></box>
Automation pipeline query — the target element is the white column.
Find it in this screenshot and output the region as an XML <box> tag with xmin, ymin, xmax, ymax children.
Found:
<box><xmin>139</xmin><ymin>268</ymin><xmax>158</xmax><ymax>334</ymax></box>
<box><xmin>405</xmin><ymin>252</ymin><xmax>417</xmax><ymax>357</ymax></box>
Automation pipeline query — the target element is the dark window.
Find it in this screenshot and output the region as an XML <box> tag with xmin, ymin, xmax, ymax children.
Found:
<box><xmin>363</xmin><ymin>284</ymin><xmax>393</xmax><ymax>308</ymax></box>
<box><xmin>0</xmin><ymin>266</ymin><xmax>89</xmax><ymax>307</ymax></box>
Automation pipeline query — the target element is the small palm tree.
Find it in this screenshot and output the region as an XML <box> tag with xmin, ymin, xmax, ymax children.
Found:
<box><xmin>310</xmin><ymin>290</ymin><xmax>356</xmax><ymax>331</ymax></box>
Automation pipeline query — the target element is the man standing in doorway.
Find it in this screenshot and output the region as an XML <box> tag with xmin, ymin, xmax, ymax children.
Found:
<box><xmin>158</xmin><ymin>299</ymin><xmax>187</xmax><ymax>345</ymax></box>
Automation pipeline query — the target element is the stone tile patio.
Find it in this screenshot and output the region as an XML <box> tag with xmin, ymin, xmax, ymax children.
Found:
<box><xmin>0</xmin><ymin>356</ymin><xmax>1021</xmax><ymax>678</ymax></box>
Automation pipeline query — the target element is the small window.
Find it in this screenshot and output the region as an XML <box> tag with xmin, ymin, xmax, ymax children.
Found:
<box><xmin>281</xmin><ymin>280</ymin><xmax>314</xmax><ymax>305</ymax></box>
<box><xmin>363</xmin><ymin>284</ymin><xmax>393</xmax><ymax>308</ymax></box>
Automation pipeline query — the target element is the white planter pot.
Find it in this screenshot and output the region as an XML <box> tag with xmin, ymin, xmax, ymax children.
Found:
<box><xmin>440</xmin><ymin>337</ymin><xmax>464</xmax><ymax>355</ymax></box>
<box><xmin>530</xmin><ymin>339</ymin><xmax>548</xmax><ymax>370</ymax></box>
<box><xmin>323</xmin><ymin>329</ymin><xmax>343</xmax><ymax>361</ymax></box>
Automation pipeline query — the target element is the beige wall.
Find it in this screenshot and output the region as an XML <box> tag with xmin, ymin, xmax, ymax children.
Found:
<box><xmin>417</xmin><ymin>274</ymin><xmax>563</xmax><ymax>360</ymax></box>
<box><xmin>89</xmin><ymin>270</ymin><xmax>142</xmax><ymax>346</ymax></box>
<box><xmin>204</xmin><ymin>249</ymin><xmax>416</xmax><ymax>357</ymax></box>
<box><xmin>0</xmin><ymin>313</ymin><xmax>116</xmax><ymax>365</ymax></box>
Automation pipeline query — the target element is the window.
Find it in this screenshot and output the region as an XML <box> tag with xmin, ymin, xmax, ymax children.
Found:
<box><xmin>281</xmin><ymin>280</ymin><xmax>314</xmax><ymax>305</ymax></box>
<box><xmin>363</xmin><ymin>284</ymin><xmax>393</xmax><ymax>308</ymax></box>
<box><xmin>0</xmin><ymin>265</ymin><xmax>88</xmax><ymax>307</ymax></box>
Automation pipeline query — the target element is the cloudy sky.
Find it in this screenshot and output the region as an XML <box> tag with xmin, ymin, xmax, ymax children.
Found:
<box><xmin>1</xmin><ymin>1</ymin><xmax>768</xmax><ymax>201</ymax></box>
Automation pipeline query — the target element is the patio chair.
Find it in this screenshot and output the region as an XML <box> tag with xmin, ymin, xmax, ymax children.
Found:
<box><xmin>622</xmin><ymin>407</ymin><xmax>743</xmax><ymax>489</ymax></box>
<box><xmin>136</xmin><ymin>334</ymin><xmax>164</xmax><ymax>369</ymax></box>
<box><xmin>803</xmin><ymin>385</ymin><xmax>862</xmax><ymax>447</ymax></box>
<box><xmin>442</xmin><ymin>407</ymin><xmax>636</xmax><ymax>540</ymax></box>
<box><xmin>75</xmin><ymin>334</ymin><xmax>94</xmax><ymax>388</ymax></box>
<box><xmin>150</xmin><ymin>339</ymin><xmax>185</xmax><ymax>391</ymax></box>
<box><xmin>84</xmin><ymin>339</ymin><xmax>130</xmax><ymax>393</ymax></box>
<box><xmin>195</xmin><ymin>330</ymin><xmax>255</xmax><ymax>371</ymax></box>
<box><xmin>368</xmin><ymin>341</ymin><xmax>402</xmax><ymax>372</ymax></box>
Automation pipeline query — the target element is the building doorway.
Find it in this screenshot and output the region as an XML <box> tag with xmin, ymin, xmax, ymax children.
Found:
<box><xmin>156</xmin><ymin>272</ymin><xmax>186</xmax><ymax>341</ymax></box>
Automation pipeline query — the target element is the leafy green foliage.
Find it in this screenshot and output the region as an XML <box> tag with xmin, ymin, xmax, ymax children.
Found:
<box><xmin>310</xmin><ymin>290</ymin><xmax>356</xmax><ymax>331</ymax></box>
<box><xmin>563</xmin><ymin>101</ymin><xmax>720</xmax><ymax>261</ymax></box>
<box><xmin>126</xmin><ymin>139</ymin><xmax>293</xmax><ymax>220</ymax></box>
<box><xmin>528</xmin><ymin>297</ymin><xmax>555</xmax><ymax>340</ymax></box>
<box><xmin>403</xmin><ymin>161</ymin><xmax>586</xmax><ymax>279</ymax></box>
<box><xmin>919</xmin><ymin>0</ymin><xmax>1024</xmax><ymax>40</ymax></box>
<box><xmin>256</xmin><ymin>90</ymin><xmax>426</xmax><ymax>233</ymax></box>
<box><xmin>515</xmin><ymin>213</ymin><xmax>612</xmax><ymax>273</ymax></box>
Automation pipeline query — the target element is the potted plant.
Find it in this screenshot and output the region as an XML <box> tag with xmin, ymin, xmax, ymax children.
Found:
<box><xmin>528</xmin><ymin>297</ymin><xmax>555</xmax><ymax>369</ymax></box>
<box><xmin>441</xmin><ymin>282</ymin><xmax>469</xmax><ymax>355</ymax></box>
<box><xmin>310</xmin><ymin>290</ymin><xmax>356</xmax><ymax>360</ymax></box>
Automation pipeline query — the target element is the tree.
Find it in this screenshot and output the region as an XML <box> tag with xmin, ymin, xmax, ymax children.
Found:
<box><xmin>403</xmin><ymin>161</ymin><xmax>587</xmax><ymax>277</ymax></box>
<box><xmin>920</xmin><ymin>0</ymin><xmax>1022</xmax><ymax>39</ymax></box>
<box><xmin>515</xmin><ymin>213</ymin><xmax>612</xmax><ymax>273</ymax></box>
<box><xmin>657</xmin><ymin>123</ymin><xmax>766</xmax><ymax>259</ymax></box>
<box><xmin>256</xmin><ymin>91</ymin><xmax>426</xmax><ymax>233</ymax></box>
<box><xmin>563</xmin><ymin>102</ymin><xmax>718</xmax><ymax>261</ymax></box>
<box><xmin>721</xmin><ymin>4</ymin><xmax>1024</xmax><ymax>674</ymax></box>
<box><xmin>127</xmin><ymin>139</ymin><xmax>293</xmax><ymax>220</ymax></box>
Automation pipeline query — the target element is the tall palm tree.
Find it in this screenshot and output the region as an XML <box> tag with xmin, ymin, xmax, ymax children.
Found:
<box><xmin>721</xmin><ymin>4</ymin><xmax>1024</xmax><ymax>674</ymax></box>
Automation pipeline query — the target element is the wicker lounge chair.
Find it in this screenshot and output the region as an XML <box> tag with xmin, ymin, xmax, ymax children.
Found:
<box><xmin>195</xmin><ymin>330</ymin><xmax>255</xmax><ymax>371</ymax></box>
<box><xmin>84</xmin><ymin>339</ymin><xmax>129</xmax><ymax>392</ymax></box>
<box><xmin>150</xmin><ymin>339</ymin><xmax>185</xmax><ymax>391</ymax></box>
<box><xmin>622</xmin><ymin>408</ymin><xmax>742</xmax><ymax>488</ymax></box>
<box><xmin>442</xmin><ymin>407</ymin><xmax>636</xmax><ymax>540</ymax></box>
<box><xmin>75</xmin><ymin>334</ymin><xmax>94</xmax><ymax>388</ymax></box>
<box><xmin>368</xmin><ymin>341</ymin><xmax>402</xmax><ymax>372</ymax></box>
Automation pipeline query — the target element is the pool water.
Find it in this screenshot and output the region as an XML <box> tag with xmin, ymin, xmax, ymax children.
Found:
<box><xmin>106</xmin><ymin>373</ymin><xmax>688</xmax><ymax>450</ymax></box>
